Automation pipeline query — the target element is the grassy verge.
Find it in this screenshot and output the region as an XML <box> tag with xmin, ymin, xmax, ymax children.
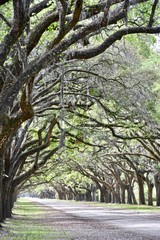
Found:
<box><xmin>0</xmin><ymin>199</ymin><xmax>72</xmax><ymax>240</ymax></box>
<box><xmin>50</xmin><ymin>199</ymin><xmax>160</xmax><ymax>212</ymax></box>
<box><xmin>85</xmin><ymin>201</ymin><xmax>160</xmax><ymax>211</ymax></box>
<box><xmin>74</xmin><ymin>201</ymin><xmax>160</xmax><ymax>213</ymax></box>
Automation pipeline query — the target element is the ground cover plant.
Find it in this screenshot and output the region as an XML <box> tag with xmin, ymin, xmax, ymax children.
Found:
<box><xmin>0</xmin><ymin>199</ymin><xmax>71</xmax><ymax>240</ymax></box>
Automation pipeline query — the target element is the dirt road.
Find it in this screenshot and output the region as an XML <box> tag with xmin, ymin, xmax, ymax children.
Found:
<box><xmin>30</xmin><ymin>198</ymin><xmax>160</xmax><ymax>240</ymax></box>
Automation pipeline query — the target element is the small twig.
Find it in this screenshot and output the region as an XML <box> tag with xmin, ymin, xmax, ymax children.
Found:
<box><xmin>0</xmin><ymin>12</ymin><xmax>11</xmax><ymax>27</ymax></box>
<box><xmin>148</xmin><ymin>0</ymin><xmax>159</xmax><ymax>27</ymax></box>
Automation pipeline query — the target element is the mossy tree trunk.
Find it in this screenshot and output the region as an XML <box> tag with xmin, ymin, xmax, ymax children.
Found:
<box><xmin>154</xmin><ymin>172</ymin><xmax>160</xmax><ymax>206</ymax></box>
<box><xmin>0</xmin><ymin>153</ymin><xmax>3</xmax><ymax>222</ymax></box>
<box><xmin>146</xmin><ymin>175</ymin><xmax>154</xmax><ymax>206</ymax></box>
<box><xmin>121</xmin><ymin>186</ymin><xmax>126</xmax><ymax>204</ymax></box>
<box><xmin>137</xmin><ymin>173</ymin><xmax>146</xmax><ymax>205</ymax></box>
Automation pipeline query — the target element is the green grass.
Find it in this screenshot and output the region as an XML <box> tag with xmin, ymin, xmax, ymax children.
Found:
<box><xmin>55</xmin><ymin>199</ymin><xmax>160</xmax><ymax>212</ymax></box>
<box><xmin>75</xmin><ymin>200</ymin><xmax>160</xmax><ymax>211</ymax></box>
<box><xmin>35</xmin><ymin>198</ymin><xmax>160</xmax><ymax>212</ymax></box>
<box><xmin>0</xmin><ymin>199</ymin><xmax>72</xmax><ymax>240</ymax></box>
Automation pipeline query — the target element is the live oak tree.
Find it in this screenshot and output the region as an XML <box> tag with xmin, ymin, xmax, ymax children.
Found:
<box><xmin>18</xmin><ymin>48</ymin><xmax>160</xmax><ymax>207</ymax></box>
<box><xmin>1</xmin><ymin>0</ymin><xmax>160</xmax><ymax>221</ymax></box>
<box><xmin>2</xmin><ymin>117</ymin><xmax>62</xmax><ymax>218</ymax></box>
<box><xmin>44</xmin><ymin>46</ymin><xmax>160</xmax><ymax>205</ymax></box>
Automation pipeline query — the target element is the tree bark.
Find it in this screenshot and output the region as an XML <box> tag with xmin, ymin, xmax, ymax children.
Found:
<box><xmin>85</xmin><ymin>189</ymin><xmax>92</xmax><ymax>201</ymax></box>
<box><xmin>121</xmin><ymin>186</ymin><xmax>126</xmax><ymax>204</ymax></box>
<box><xmin>0</xmin><ymin>148</ymin><xmax>4</xmax><ymax>222</ymax></box>
<box><xmin>131</xmin><ymin>188</ymin><xmax>138</xmax><ymax>205</ymax></box>
<box><xmin>2</xmin><ymin>178</ymin><xmax>15</xmax><ymax>219</ymax></box>
<box><xmin>0</xmin><ymin>157</ymin><xmax>3</xmax><ymax>222</ymax></box>
<box><xmin>99</xmin><ymin>185</ymin><xmax>106</xmax><ymax>203</ymax></box>
<box><xmin>154</xmin><ymin>172</ymin><xmax>160</xmax><ymax>206</ymax></box>
<box><xmin>115</xmin><ymin>184</ymin><xmax>121</xmax><ymax>203</ymax></box>
<box><xmin>126</xmin><ymin>186</ymin><xmax>132</xmax><ymax>204</ymax></box>
<box><xmin>147</xmin><ymin>182</ymin><xmax>154</xmax><ymax>206</ymax></box>
<box><xmin>91</xmin><ymin>184</ymin><xmax>97</xmax><ymax>202</ymax></box>
<box><xmin>137</xmin><ymin>174</ymin><xmax>146</xmax><ymax>205</ymax></box>
<box><xmin>106</xmin><ymin>191</ymin><xmax>112</xmax><ymax>203</ymax></box>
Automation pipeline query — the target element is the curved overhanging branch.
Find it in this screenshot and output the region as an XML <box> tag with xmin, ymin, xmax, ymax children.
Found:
<box><xmin>0</xmin><ymin>0</ymin><xmax>160</xmax><ymax>152</ymax></box>
<box><xmin>9</xmin><ymin>117</ymin><xmax>58</xmax><ymax>184</ymax></box>
<box><xmin>2</xmin><ymin>24</ymin><xmax>160</xmax><ymax>118</ymax></box>
<box><xmin>67</xmin><ymin>26</ymin><xmax>160</xmax><ymax>60</ymax></box>
<box><xmin>47</xmin><ymin>0</ymin><xmax>83</xmax><ymax>50</ymax></box>
<box><xmin>29</xmin><ymin>0</ymin><xmax>53</xmax><ymax>16</ymax></box>
<box><xmin>0</xmin><ymin>0</ymin><xmax>31</xmax><ymax>66</ymax></box>
<box><xmin>26</xmin><ymin>0</ymin><xmax>146</xmax><ymax>55</ymax></box>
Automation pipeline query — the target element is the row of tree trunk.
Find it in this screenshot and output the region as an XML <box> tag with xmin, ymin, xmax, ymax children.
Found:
<box><xmin>53</xmin><ymin>173</ymin><xmax>160</xmax><ymax>206</ymax></box>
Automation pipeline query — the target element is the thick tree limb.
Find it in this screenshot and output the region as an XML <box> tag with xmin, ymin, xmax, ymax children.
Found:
<box><xmin>0</xmin><ymin>0</ymin><xmax>10</xmax><ymax>5</ymax></box>
<box><xmin>67</xmin><ymin>26</ymin><xmax>160</xmax><ymax>60</ymax></box>
<box><xmin>0</xmin><ymin>0</ymin><xmax>30</xmax><ymax>66</ymax></box>
<box><xmin>29</xmin><ymin>0</ymin><xmax>53</xmax><ymax>16</ymax></box>
<box><xmin>47</xmin><ymin>0</ymin><xmax>83</xmax><ymax>49</ymax></box>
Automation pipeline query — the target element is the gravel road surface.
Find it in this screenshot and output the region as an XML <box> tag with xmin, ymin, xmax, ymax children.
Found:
<box><xmin>29</xmin><ymin>198</ymin><xmax>160</xmax><ymax>240</ymax></box>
